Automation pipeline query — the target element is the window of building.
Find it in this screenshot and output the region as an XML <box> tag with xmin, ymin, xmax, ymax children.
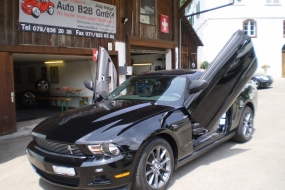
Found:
<box><xmin>243</xmin><ymin>20</ymin><xmax>257</xmax><ymax>37</ymax></box>
<box><xmin>196</xmin><ymin>1</ymin><xmax>200</xmax><ymax>18</ymax></box>
<box><xmin>283</xmin><ymin>20</ymin><xmax>285</xmax><ymax>37</ymax></box>
<box><xmin>191</xmin><ymin>12</ymin><xmax>194</xmax><ymax>25</ymax></box>
<box><xmin>140</xmin><ymin>0</ymin><xmax>155</xmax><ymax>25</ymax></box>
<box><xmin>266</xmin><ymin>0</ymin><xmax>280</xmax><ymax>5</ymax></box>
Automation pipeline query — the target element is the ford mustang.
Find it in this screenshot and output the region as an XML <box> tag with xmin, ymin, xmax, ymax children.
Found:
<box><xmin>26</xmin><ymin>30</ymin><xmax>258</xmax><ymax>190</ymax></box>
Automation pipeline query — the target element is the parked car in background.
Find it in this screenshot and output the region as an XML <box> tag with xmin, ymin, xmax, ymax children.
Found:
<box><xmin>251</xmin><ymin>73</ymin><xmax>274</xmax><ymax>89</ymax></box>
<box><xmin>26</xmin><ymin>30</ymin><xmax>258</xmax><ymax>190</ymax></box>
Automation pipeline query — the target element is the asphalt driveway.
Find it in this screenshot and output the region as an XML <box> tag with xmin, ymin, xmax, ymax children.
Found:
<box><xmin>1</xmin><ymin>78</ymin><xmax>285</xmax><ymax>190</ymax></box>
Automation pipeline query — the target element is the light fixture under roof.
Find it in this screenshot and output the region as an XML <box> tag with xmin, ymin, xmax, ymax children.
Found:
<box><xmin>133</xmin><ymin>63</ymin><xmax>152</xmax><ymax>66</ymax></box>
<box><xmin>44</xmin><ymin>60</ymin><xmax>64</xmax><ymax>64</ymax></box>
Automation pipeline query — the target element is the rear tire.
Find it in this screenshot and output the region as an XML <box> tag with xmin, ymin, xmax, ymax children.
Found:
<box><xmin>232</xmin><ymin>106</ymin><xmax>254</xmax><ymax>143</ymax></box>
<box><xmin>133</xmin><ymin>137</ymin><xmax>174</xmax><ymax>190</ymax></box>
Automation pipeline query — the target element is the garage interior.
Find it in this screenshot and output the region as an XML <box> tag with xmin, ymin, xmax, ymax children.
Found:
<box><xmin>13</xmin><ymin>53</ymin><xmax>94</xmax><ymax>122</ymax></box>
<box><xmin>12</xmin><ymin>50</ymin><xmax>168</xmax><ymax>122</ymax></box>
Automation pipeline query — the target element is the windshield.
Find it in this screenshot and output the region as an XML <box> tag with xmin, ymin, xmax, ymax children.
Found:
<box><xmin>106</xmin><ymin>75</ymin><xmax>187</xmax><ymax>106</ymax></box>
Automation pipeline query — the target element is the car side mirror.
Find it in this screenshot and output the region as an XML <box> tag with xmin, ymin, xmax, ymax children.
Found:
<box><xmin>188</xmin><ymin>80</ymin><xmax>209</xmax><ymax>93</ymax></box>
<box><xmin>84</xmin><ymin>80</ymin><xmax>94</xmax><ymax>91</ymax></box>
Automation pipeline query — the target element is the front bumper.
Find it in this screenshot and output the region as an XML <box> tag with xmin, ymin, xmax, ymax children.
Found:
<box><xmin>26</xmin><ymin>141</ymin><xmax>133</xmax><ymax>190</ymax></box>
<box><xmin>260</xmin><ymin>78</ymin><xmax>273</xmax><ymax>88</ymax></box>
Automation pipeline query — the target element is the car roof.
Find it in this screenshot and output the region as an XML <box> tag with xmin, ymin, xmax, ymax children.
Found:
<box><xmin>140</xmin><ymin>69</ymin><xmax>204</xmax><ymax>76</ymax></box>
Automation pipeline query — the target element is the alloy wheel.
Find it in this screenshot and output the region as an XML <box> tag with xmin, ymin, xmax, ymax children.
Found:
<box><xmin>242</xmin><ymin>111</ymin><xmax>253</xmax><ymax>138</ymax></box>
<box><xmin>24</xmin><ymin>92</ymin><xmax>35</xmax><ymax>106</ymax></box>
<box><xmin>37</xmin><ymin>80</ymin><xmax>49</xmax><ymax>91</ymax></box>
<box><xmin>145</xmin><ymin>145</ymin><xmax>172</xmax><ymax>189</ymax></box>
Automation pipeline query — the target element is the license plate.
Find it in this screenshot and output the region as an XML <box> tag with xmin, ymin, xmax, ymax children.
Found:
<box><xmin>52</xmin><ymin>165</ymin><xmax>76</xmax><ymax>176</ymax></box>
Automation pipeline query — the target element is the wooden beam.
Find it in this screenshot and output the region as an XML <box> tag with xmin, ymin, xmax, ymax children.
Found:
<box><xmin>128</xmin><ymin>36</ymin><xmax>176</xmax><ymax>49</ymax></box>
<box><xmin>0</xmin><ymin>45</ymin><xmax>118</xmax><ymax>56</ymax></box>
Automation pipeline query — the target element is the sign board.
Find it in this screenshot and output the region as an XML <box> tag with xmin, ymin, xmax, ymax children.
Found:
<box><xmin>93</xmin><ymin>49</ymin><xmax>98</xmax><ymax>62</ymax></box>
<box><xmin>126</xmin><ymin>66</ymin><xmax>133</xmax><ymax>75</ymax></box>
<box><xmin>19</xmin><ymin>0</ymin><xmax>116</xmax><ymax>39</ymax></box>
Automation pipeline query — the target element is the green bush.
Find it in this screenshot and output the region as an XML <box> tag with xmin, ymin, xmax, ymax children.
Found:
<box><xmin>200</xmin><ymin>61</ymin><xmax>210</xmax><ymax>69</ymax></box>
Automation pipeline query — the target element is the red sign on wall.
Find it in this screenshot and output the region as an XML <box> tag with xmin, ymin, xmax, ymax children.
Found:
<box><xmin>93</xmin><ymin>49</ymin><xmax>98</xmax><ymax>62</ymax></box>
<box><xmin>160</xmin><ymin>14</ymin><xmax>169</xmax><ymax>33</ymax></box>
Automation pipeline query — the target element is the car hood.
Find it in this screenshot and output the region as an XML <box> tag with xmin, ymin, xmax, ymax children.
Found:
<box><xmin>32</xmin><ymin>100</ymin><xmax>173</xmax><ymax>143</ymax></box>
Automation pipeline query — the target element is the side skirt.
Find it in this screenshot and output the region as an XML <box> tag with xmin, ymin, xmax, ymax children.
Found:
<box><xmin>176</xmin><ymin>131</ymin><xmax>236</xmax><ymax>169</ymax></box>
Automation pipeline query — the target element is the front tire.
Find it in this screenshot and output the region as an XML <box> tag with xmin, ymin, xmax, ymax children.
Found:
<box><xmin>232</xmin><ymin>106</ymin><xmax>254</xmax><ymax>143</ymax></box>
<box><xmin>133</xmin><ymin>137</ymin><xmax>174</xmax><ymax>190</ymax></box>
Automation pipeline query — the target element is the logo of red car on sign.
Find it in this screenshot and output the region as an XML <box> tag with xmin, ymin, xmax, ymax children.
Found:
<box><xmin>21</xmin><ymin>0</ymin><xmax>55</xmax><ymax>19</ymax></box>
<box><xmin>160</xmin><ymin>14</ymin><xmax>169</xmax><ymax>33</ymax></box>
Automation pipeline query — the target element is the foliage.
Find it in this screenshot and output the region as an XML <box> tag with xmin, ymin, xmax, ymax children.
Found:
<box><xmin>200</xmin><ymin>61</ymin><xmax>210</xmax><ymax>69</ymax></box>
<box><xmin>261</xmin><ymin>64</ymin><xmax>270</xmax><ymax>69</ymax></box>
<box><xmin>180</xmin><ymin>0</ymin><xmax>187</xmax><ymax>7</ymax></box>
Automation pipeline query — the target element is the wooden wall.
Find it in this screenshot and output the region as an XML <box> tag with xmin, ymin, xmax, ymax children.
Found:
<box><xmin>181</xmin><ymin>23</ymin><xmax>199</xmax><ymax>68</ymax></box>
<box><xmin>0</xmin><ymin>52</ymin><xmax>17</xmax><ymax>134</ymax></box>
<box><xmin>0</xmin><ymin>0</ymin><xmax>127</xmax><ymax>48</ymax></box>
<box><xmin>125</xmin><ymin>0</ymin><xmax>176</xmax><ymax>41</ymax></box>
<box><xmin>0</xmin><ymin>0</ymin><xmax>179</xmax><ymax>49</ymax></box>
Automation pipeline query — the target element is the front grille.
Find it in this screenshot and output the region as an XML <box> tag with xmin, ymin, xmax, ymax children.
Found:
<box><xmin>34</xmin><ymin>137</ymin><xmax>84</xmax><ymax>156</ymax></box>
<box><xmin>35</xmin><ymin>165</ymin><xmax>80</xmax><ymax>187</ymax></box>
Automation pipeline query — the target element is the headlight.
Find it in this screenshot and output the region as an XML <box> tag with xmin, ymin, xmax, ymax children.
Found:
<box><xmin>104</xmin><ymin>143</ymin><xmax>120</xmax><ymax>155</ymax></box>
<box><xmin>87</xmin><ymin>143</ymin><xmax>120</xmax><ymax>156</ymax></box>
<box><xmin>87</xmin><ymin>144</ymin><xmax>104</xmax><ymax>154</ymax></box>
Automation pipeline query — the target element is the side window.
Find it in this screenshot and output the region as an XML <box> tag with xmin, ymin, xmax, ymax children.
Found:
<box><xmin>140</xmin><ymin>0</ymin><xmax>155</xmax><ymax>25</ymax></box>
<box><xmin>243</xmin><ymin>20</ymin><xmax>257</xmax><ymax>37</ymax></box>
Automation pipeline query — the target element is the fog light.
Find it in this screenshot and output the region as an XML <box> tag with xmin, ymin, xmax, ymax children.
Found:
<box><xmin>114</xmin><ymin>171</ymin><xmax>130</xmax><ymax>178</ymax></box>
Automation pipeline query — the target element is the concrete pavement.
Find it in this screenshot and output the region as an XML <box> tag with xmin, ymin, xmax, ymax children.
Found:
<box><xmin>0</xmin><ymin>78</ymin><xmax>285</xmax><ymax>190</ymax></box>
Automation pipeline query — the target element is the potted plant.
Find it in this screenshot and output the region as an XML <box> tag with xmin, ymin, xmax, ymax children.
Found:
<box><xmin>200</xmin><ymin>61</ymin><xmax>210</xmax><ymax>69</ymax></box>
<box><xmin>261</xmin><ymin>64</ymin><xmax>270</xmax><ymax>74</ymax></box>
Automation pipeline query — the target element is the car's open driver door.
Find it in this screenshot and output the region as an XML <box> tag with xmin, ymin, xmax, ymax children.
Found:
<box><xmin>84</xmin><ymin>47</ymin><xmax>117</xmax><ymax>102</ymax></box>
<box><xmin>186</xmin><ymin>30</ymin><xmax>257</xmax><ymax>130</ymax></box>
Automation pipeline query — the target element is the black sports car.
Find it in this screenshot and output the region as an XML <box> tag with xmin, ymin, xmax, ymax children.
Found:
<box><xmin>251</xmin><ymin>73</ymin><xmax>274</xmax><ymax>89</ymax></box>
<box><xmin>26</xmin><ymin>30</ymin><xmax>258</xmax><ymax>190</ymax></box>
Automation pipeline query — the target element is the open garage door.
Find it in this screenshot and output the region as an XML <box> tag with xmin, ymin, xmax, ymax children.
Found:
<box><xmin>130</xmin><ymin>48</ymin><xmax>172</xmax><ymax>75</ymax></box>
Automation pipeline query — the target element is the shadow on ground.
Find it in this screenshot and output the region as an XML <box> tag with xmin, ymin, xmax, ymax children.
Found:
<box><xmin>16</xmin><ymin>106</ymin><xmax>63</xmax><ymax>122</ymax></box>
<box><xmin>0</xmin><ymin>136</ymin><xmax>32</xmax><ymax>164</ymax></box>
<box><xmin>168</xmin><ymin>140</ymin><xmax>250</xmax><ymax>189</ymax></box>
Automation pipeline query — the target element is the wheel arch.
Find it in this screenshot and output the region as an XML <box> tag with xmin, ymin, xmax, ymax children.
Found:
<box><xmin>245</xmin><ymin>102</ymin><xmax>255</xmax><ymax>116</ymax></box>
<box><xmin>155</xmin><ymin>133</ymin><xmax>178</xmax><ymax>168</ymax></box>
